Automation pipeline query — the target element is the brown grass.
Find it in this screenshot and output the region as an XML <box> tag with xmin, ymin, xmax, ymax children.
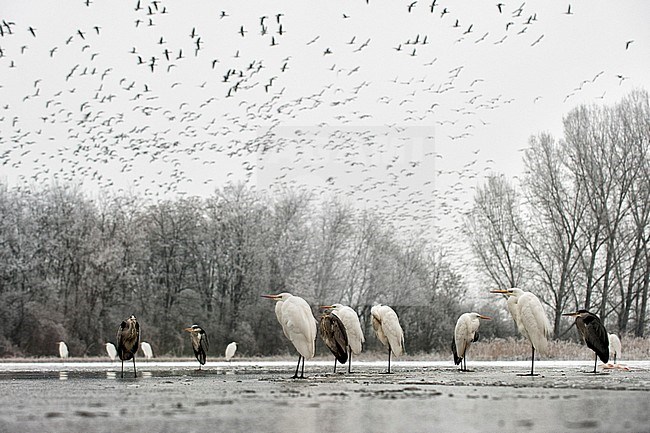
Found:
<box><xmin>2</xmin><ymin>337</ymin><xmax>649</xmax><ymax>363</ymax></box>
<box><xmin>413</xmin><ymin>337</ymin><xmax>650</xmax><ymax>361</ymax></box>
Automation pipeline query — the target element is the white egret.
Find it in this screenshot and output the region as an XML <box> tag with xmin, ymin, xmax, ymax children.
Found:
<box><xmin>58</xmin><ymin>341</ymin><xmax>69</xmax><ymax>359</ymax></box>
<box><xmin>184</xmin><ymin>325</ymin><xmax>209</xmax><ymax>369</ymax></box>
<box><xmin>140</xmin><ymin>341</ymin><xmax>153</xmax><ymax>359</ymax></box>
<box><xmin>608</xmin><ymin>333</ymin><xmax>621</xmax><ymax>364</ymax></box>
<box><xmin>322</xmin><ymin>304</ymin><xmax>365</xmax><ymax>373</ymax></box>
<box><xmin>453</xmin><ymin>312</ymin><xmax>491</xmax><ymax>372</ymax></box>
<box><xmin>491</xmin><ymin>288</ymin><xmax>551</xmax><ymax>376</ymax></box>
<box><xmin>225</xmin><ymin>341</ymin><xmax>237</xmax><ymax>361</ymax></box>
<box><xmin>370</xmin><ymin>304</ymin><xmax>404</xmax><ymax>374</ymax></box>
<box><xmin>319</xmin><ymin>311</ymin><xmax>348</xmax><ymax>373</ymax></box>
<box><xmin>116</xmin><ymin>314</ymin><xmax>140</xmax><ymax>378</ymax></box>
<box><xmin>262</xmin><ymin>292</ymin><xmax>317</xmax><ymax>379</ymax></box>
<box><xmin>563</xmin><ymin>309</ymin><xmax>609</xmax><ymax>373</ymax></box>
<box><xmin>105</xmin><ymin>342</ymin><xmax>117</xmax><ymax>361</ymax></box>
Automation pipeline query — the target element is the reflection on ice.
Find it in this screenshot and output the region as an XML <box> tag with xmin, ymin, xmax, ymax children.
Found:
<box><xmin>0</xmin><ymin>359</ymin><xmax>648</xmax><ymax>376</ymax></box>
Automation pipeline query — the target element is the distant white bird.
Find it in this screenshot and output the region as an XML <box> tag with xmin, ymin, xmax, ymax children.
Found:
<box><xmin>225</xmin><ymin>341</ymin><xmax>237</xmax><ymax>361</ymax></box>
<box><xmin>491</xmin><ymin>288</ymin><xmax>551</xmax><ymax>376</ymax></box>
<box><xmin>453</xmin><ymin>312</ymin><xmax>491</xmax><ymax>371</ymax></box>
<box><xmin>262</xmin><ymin>292</ymin><xmax>317</xmax><ymax>378</ymax></box>
<box><xmin>58</xmin><ymin>341</ymin><xmax>69</xmax><ymax>359</ymax></box>
<box><xmin>608</xmin><ymin>333</ymin><xmax>621</xmax><ymax>364</ymax></box>
<box><xmin>371</xmin><ymin>304</ymin><xmax>404</xmax><ymax>374</ymax></box>
<box><xmin>105</xmin><ymin>342</ymin><xmax>117</xmax><ymax>361</ymax></box>
<box><xmin>322</xmin><ymin>304</ymin><xmax>365</xmax><ymax>373</ymax></box>
<box><xmin>140</xmin><ymin>341</ymin><xmax>153</xmax><ymax>359</ymax></box>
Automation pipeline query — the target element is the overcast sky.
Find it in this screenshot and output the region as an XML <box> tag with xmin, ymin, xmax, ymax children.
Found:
<box><xmin>1</xmin><ymin>0</ymin><xmax>648</xmax><ymax>251</ymax></box>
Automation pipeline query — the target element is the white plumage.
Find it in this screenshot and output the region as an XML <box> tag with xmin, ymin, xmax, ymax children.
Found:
<box><xmin>454</xmin><ymin>312</ymin><xmax>490</xmax><ymax>371</ymax></box>
<box><xmin>608</xmin><ymin>333</ymin><xmax>622</xmax><ymax>363</ymax></box>
<box><xmin>140</xmin><ymin>341</ymin><xmax>153</xmax><ymax>359</ymax></box>
<box><xmin>58</xmin><ymin>341</ymin><xmax>69</xmax><ymax>359</ymax></box>
<box><xmin>263</xmin><ymin>292</ymin><xmax>317</xmax><ymax>378</ymax></box>
<box><xmin>371</xmin><ymin>304</ymin><xmax>404</xmax><ymax>373</ymax></box>
<box><xmin>225</xmin><ymin>341</ymin><xmax>237</xmax><ymax>361</ymax></box>
<box><xmin>105</xmin><ymin>342</ymin><xmax>117</xmax><ymax>361</ymax></box>
<box><xmin>330</xmin><ymin>303</ymin><xmax>365</xmax><ymax>355</ymax></box>
<box><xmin>492</xmin><ymin>287</ymin><xmax>551</xmax><ymax>375</ymax></box>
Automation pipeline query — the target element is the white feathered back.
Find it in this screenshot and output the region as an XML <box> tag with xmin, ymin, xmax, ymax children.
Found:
<box><xmin>510</xmin><ymin>288</ymin><xmax>551</xmax><ymax>355</ymax></box>
<box><xmin>332</xmin><ymin>304</ymin><xmax>365</xmax><ymax>355</ymax></box>
<box><xmin>276</xmin><ymin>293</ymin><xmax>317</xmax><ymax>359</ymax></box>
<box><xmin>371</xmin><ymin>304</ymin><xmax>404</xmax><ymax>356</ymax></box>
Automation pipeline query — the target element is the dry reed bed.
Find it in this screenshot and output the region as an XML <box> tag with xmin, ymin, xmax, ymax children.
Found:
<box><xmin>1</xmin><ymin>337</ymin><xmax>649</xmax><ymax>363</ymax></box>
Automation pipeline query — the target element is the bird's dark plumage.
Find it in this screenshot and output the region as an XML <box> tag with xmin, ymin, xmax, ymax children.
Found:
<box><xmin>574</xmin><ymin>310</ymin><xmax>609</xmax><ymax>364</ymax></box>
<box><xmin>319</xmin><ymin>312</ymin><xmax>348</xmax><ymax>364</ymax></box>
<box><xmin>451</xmin><ymin>337</ymin><xmax>461</xmax><ymax>365</ymax></box>
<box><xmin>116</xmin><ymin>314</ymin><xmax>140</xmax><ymax>377</ymax></box>
<box><xmin>185</xmin><ymin>324</ymin><xmax>209</xmax><ymax>367</ymax></box>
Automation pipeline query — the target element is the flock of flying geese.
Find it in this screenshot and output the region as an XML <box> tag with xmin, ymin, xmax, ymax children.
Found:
<box><xmin>58</xmin><ymin>288</ymin><xmax>623</xmax><ymax>379</ymax></box>
<box><xmin>0</xmin><ymin>1</ymin><xmax>635</xmax><ymax>253</ymax></box>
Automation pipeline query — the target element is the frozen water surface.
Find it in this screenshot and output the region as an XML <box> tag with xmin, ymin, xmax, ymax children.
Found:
<box><xmin>1</xmin><ymin>360</ymin><xmax>649</xmax><ymax>432</ymax></box>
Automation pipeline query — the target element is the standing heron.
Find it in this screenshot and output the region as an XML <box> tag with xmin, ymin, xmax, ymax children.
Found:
<box><xmin>370</xmin><ymin>304</ymin><xmax>404</xmax><ymax>374</ymax></box>
<box><xmin>58</xmin><ymin>341</ymin><xmax>69</xmax><ymax>359</ymax></box>
<box><xmin>319</xmin><ymin>310</ymin><xmax>348</xmax><ymax>373</ymax></box>
<box><xmin>453</xmin><ymin>312</ymin><xmax>491</xmax><ymax>372</ymax></box>
<box><xmin>608</xmin><ymin>333</ymin><xmax>622</xmax><ymax>364</ymax></box>
<box><xmin>322</xmin><ymin>304</ymin><xmax>365</xmax><ymax>373</ymax></box>
<box><xmin>140</xmin><ymin>341</ymin><xmax>154</xmax><ymax>359</ymax></box>
<box><xmin>491</xmin><ymin>288</ymin><xmax>551</xmax><ymax>376</ymax></box>
<box><xmin>184</xmin><ymin>325</ymin><xmax>209</xmax><ymax>369</ymax></box>
<box><xmin>225</xmin><ymin>341</ymin><xmax>237</xmax><ymax>361</ymax></box>
<box><xmin>563</xmin><ymin>309</ymin><xmax>609</xmax><ymax>373</ymax></box>
<box><xmin>262</xmin><ymin>292</ymin><xmax>317</xmax><ymax>379</ymax></box>
<box><xmin>105</xmin><ymin>342</ymin><xmax>117</xmax><ymax>361</ymax></box>
<box><xmin>116</xmin><ymin>314</ymin><xmax>140</xmax><ymax>378</ymax></box>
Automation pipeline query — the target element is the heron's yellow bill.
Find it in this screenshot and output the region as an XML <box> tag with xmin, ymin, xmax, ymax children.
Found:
<box><xmin>490</xmin><ymin>289</ymin><xmax>512</xmax><ymax>296</ymax></box>
<box><xmin>261</xmin><ymin>294</ymin><xmax>281</xmax><ymax>300</ymax></box>
<box><xmin>478</xmin><ymin>315</ymin><xmax>491</xmax><ymax>320</ymax></box>
<box><xmin>319</xmin><ymin>305</ymin><xmax>334</xmax><ymax>310</ymax></box>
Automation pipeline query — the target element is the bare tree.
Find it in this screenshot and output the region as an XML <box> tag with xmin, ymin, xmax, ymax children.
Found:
<box><xmin>464</xmin><ymin>174</ymin><xmax>527</xmax><ymax>290</ymax></box>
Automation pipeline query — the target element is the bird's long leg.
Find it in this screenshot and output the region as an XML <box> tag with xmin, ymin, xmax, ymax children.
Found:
<box><xmin>593</xmin><ymin>353</ymin><xmax>597</xmax><ymax>373</ymax></box>
<box><xmin>530</xmin><ymin>346</ymin><xmax>535</xmax><ymax>376</ymax></box>
<box><xmin>348</xmin><ymin>348</ymin><xmax>352</xmax><ymax>374</ymax></box>
<box><xmin>387</xmin><ymin>347</ymin><xmax>392</xmax><ymax>374</ymax></box>
<box><xmin>121</xmin><ymin>360</ymin><xmax>124</xmax><ymax>378</ymax></box>
<box><xmin>133</xmin><ymin>355</ymin><xmax>137</xmax><ymax>378</ymax></box>
<box><xmin>300</xmin><ymin>355</ymin><xmax>305</xmax><ymax>378</ymax></box>
<box><xmin>333</xmin><ymin>358</ymin><xmax>337</xmax><ymax>374</ymax></box>
<box><xmin>292</xmin><ymin>355</ymin><xmax>301</xmax><ymax>378</ymax></box>
<box><xmin>613</xmin><ymin>354</ymin><xmax>617</xmax><ymax>364</ymax></box>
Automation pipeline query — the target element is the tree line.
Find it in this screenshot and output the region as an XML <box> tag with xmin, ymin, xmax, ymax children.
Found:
<box><xmin>0</xmin><ymin>183</ymin><xmax>469</xmax><ymax>358</ymax></box>
<box><xmin>1</xmin><ymin>90</ymin><xmax>647</xmax><ymax>359</ymax></box>
<box><xmin>465</xmin><ymin>89</ymin><xmax>650</xmax><ymax>339</ymax></box>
